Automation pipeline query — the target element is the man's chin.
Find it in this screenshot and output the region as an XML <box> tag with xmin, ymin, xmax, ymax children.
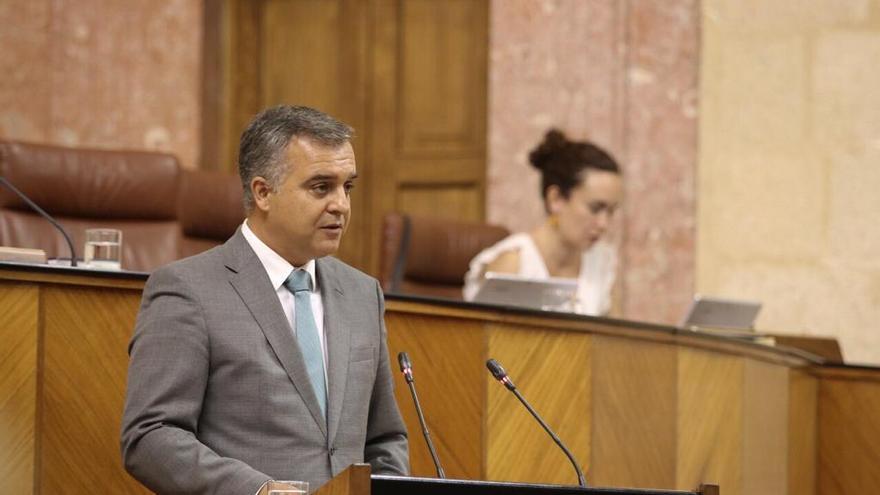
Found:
<box><xmin>313</xmin><ymin>240</ymin><xmax>342</xmax><ymax>258</ymax></box>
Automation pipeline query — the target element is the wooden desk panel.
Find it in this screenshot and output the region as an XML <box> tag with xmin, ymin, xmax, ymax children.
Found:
<box><xmin>590</xmin><ymin>336</ymin><xmax>677</xmax><ymax>489</ymax></box>
<box><xmin>485</xmin><ymin>324</ymin><xmax>591</xmax><ymax>486</ymax></box>
<box><xmin>788</xmin><ymin>369</ymin><xmax>818</xmax><ymax>495</ymax></box>
<box><xmin>816</xmin><ymin>367</ymin><xmax>880</xmax><ymax>495</ymax></box>
<box><xmin>675</xmin><ymin>349</ymin><xmax>743</xmax><ymax>493</ymax></box>
<box><xmin>386</xmin><ymin>311</ymin><xmax>485</xmax><ymax>481</ymax></box>
<box><xmin>0</xmin><ymin>284</ymin><xmax>39</xmax><ymax>494</ymax></box>
<box><xmin>741</xmin><ymin>359</ymin><xmax>789</xmax><ymax>495</ymax></box>
<box><xmin>2</xmin><ymin>265</ymin><xmax>879</xmax><ymax>495</ymax></box>
<box><xmin>40</xmin><ymin>286</ymin><xmax>145</xmax><ymax>494</ymax></box>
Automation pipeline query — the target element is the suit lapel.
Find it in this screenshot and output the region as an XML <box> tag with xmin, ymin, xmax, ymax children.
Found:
<box><xmin>223</xmin><ymin>230</ymin><xmax>328</xmax><ymax>437</ymax></box>
<box><xmin>318</xmin><ymin>258</ymin><xmax>351</xmax><ymax>446</ymax></box>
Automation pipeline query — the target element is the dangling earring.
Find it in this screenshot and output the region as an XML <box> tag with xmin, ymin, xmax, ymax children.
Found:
<box><xmin>548</xmin><ymin>214</ymin><xmax>559</xmax><ymax>229</ymax></box>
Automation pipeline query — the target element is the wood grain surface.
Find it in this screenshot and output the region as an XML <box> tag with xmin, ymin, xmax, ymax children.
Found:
<box><xmin>0</xmin><ymin>284</ymin><xmax>39</xmax><ymax>494</ymax></box>
<box><xmin>385</xmin><ymin>311</ymin><xmax>485</xmax><ymax>480</ymax></box>
<box><xmin>590</xmin><ymin>336</ymin><xmax>677</xmax><ymax>489</ymax></box>
<box><xmin>817</xmin><ymin>371</ymin><xmax>880</xmax><ymax>494</ymax></box>
<box><xmin>4</xmin><ymin>267</ymin><xmax>880</xmax><ymax>495</ymax></box>
<box><xmin>485</xmin><ymin>324</ymin><xmax>591</xmax><ymax>485</ymax></box>
<box><xmin>742</xmin><ymin>359</ymin><xmax>789</xmax><ymax>495</ymax></box>
<box><xmin>788</xmin><ymin>369</ymin><xmax>818</xmax><ymax>495</ymax></box>
<box><xmin>675</xmin><ymin>348</ymin><xmax>742</xmax><ymax>493</ymax></box>
<box><xmin>38</xmin><ymin>286</ymin><xmax>147</xmax><ymax>493</ymax></box>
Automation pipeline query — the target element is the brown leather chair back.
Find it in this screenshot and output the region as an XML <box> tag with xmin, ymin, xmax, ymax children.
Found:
<box><xmin>380</xmin><ymin>212</ymin><xmax>510</xmax><ymax>299</ymax></box>
<box><xmin>0</xmin><ymin>140</ymin><xmax>182</xmax><ymax>272</ymax></box>
<box><xmin>178</xmin><ymin>170</ymin><xmax>245</xmax><ymax>258</ymax></box>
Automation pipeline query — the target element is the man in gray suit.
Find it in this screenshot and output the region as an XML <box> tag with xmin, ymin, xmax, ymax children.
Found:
<box><xmin>121</xmin><ymin>105</ymin><xmax>409</xmax><ymax>494</ymax></box>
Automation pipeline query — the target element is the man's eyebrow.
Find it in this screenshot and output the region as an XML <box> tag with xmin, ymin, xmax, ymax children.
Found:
<box><xmin>303</xmin><ymin>172</ymin><xmax>359</xmax><ymax>183</ymax></box>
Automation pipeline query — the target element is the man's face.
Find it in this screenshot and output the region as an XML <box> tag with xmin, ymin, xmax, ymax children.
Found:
<box><xmin>255</xmin><ymin>136</ymin><xmax>357</xmax><ymax>266</ymax></box>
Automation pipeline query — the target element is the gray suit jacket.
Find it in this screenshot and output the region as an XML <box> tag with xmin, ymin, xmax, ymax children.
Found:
<box><xmin>121</xmin><ymin>230</ymin><xmax>408</xmax><ymax>494</ymax></box>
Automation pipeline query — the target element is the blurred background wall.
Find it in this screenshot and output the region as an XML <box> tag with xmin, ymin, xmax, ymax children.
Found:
<box><xmin>0</xmin><ymin>0</ymin><xmax>877</xmax><ymax>364</ymax></box>
<box><xmin>697</xmin><ymin>0</ymin><xmax>880</xmax><ymax>365</ymax></box>
<box><xmin>0</xmin><ymin>0</ymin><xmax>202</xmax><ymax>168</ymax></box>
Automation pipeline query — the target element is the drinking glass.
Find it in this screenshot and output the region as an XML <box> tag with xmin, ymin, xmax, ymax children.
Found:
<box><xmin>83</xmin><ymin>228</ymin><xmax>122</xmax><ymax>270</ymax></box>
<box><xmin>267</xmin><ymin>480</ymin><xmax>308</xmax><ymax>495</ymax></box>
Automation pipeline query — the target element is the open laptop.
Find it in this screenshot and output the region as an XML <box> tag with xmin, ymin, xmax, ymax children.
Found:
<box><xmin>472</xmin><ymin>272</ymin><xmax>579</xmax><ymax>312</ymax></box>
<box><xmin>679</xmin><ymin>295</ymin><xmax>762</xmax><ymax>331</ymax></box>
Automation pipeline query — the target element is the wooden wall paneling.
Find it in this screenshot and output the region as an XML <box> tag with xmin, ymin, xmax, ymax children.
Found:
<box><xmin>0</xmin><ymin>284</ymin><xmax>39</xmax><ymax>494</ymax></box>
<box><xmin>384</xmin><ymin>311</ymin><xmax>485</xmax><ymax>480</ymax></box>
<box><xmin>396</xmin><ymin>183</ymin><xmax>482</xmax><ymax>220</ymax></box>
<box><xmin>676</xmin><ymin>348</ymin><xmax>742</xmax><ymax>494</ymax></box>
<box><xmin>788</xmin><ymin>369</ymin><xmax>817</xmax><ymax>495</ymax></box>
<box><xmin>38</xmin><ymin>286</ymin><xmax>147</xmax><ymax>494</ymax></box>
<box><xmin>224</xmin><ymin>0</ymin><xmax>372</xmax><ymax>271</ymax></box>
<box><xmin>200</xmin><ymin>0</ymin><xmax>229</xmax><ymax>172</ymax></box>
<box><xmin>215</xmin><ymin>0</ymin><xmax>489</xmax><ymax>274</ymax></box>
<box><xmin>260</xmin><ymin>0</ymin><xmax>370</xmax><ymax>271</ymax></box>
<box><xmin>369</xmin><ymin>0</ymin><xmax>489</xmax><ymax>274</ymax></box>
<box><xmin>817</xmin><ymin>370</ymin><xmax>880</xmax><ymax>495</ymax></box>
<box><xmin>484</xmin><ymin>324</ymin><xmax>591</xmax><ymax>485</ymax></box>
<box><xmin>397</xmin><ymin>0</ymin><xmax>487</xmax><ymax>157</ymax></box>
<box><xmin>742</xmin><ymin>359</ymin><xmax>788</xmax><ymax>495</ymax></box>
<box><xmin>222</xmin><ymin>0</ymin><xmax>264</xmax><ymax>173</ymax></box>
<box><xmin>260</xmin><ymin>0</ymin><xmax>366</xmax><ymax>119</ymax></box>
<box><xmin>589</xmin><ymin>336</ymin><xmax>677</xmax><ymax>489</ymax></box>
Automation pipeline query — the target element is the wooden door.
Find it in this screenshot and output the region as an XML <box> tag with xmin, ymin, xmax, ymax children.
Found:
<box><xmin>202</xmin><ymin>0</ymin><xmax>488</xmax><ymax>273</ymax></box>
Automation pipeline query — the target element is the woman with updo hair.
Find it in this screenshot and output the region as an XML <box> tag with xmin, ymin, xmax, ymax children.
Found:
<box><xmin>463</xmin><ymin>129</ymin><xmax>623</xmax><ymax>315</ymax></box>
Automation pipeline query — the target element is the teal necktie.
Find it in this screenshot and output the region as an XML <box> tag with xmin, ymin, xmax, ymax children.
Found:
<box><xmin>284</xmin><ymin>269</ymin><xmax>327</xmax><ymax>418</ymax></box>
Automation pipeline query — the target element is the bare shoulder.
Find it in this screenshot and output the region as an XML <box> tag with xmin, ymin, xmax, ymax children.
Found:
<box><xmin>484</xmin><ymin>248</ymin><xmax>521</xmax><ymax>275</ymax></box>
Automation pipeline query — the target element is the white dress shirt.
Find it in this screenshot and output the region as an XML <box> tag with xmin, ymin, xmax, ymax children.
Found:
<box><xmin>241</xmin><ymin>221</ymin><xmax>328</xmax><ymax>382</ymax></box>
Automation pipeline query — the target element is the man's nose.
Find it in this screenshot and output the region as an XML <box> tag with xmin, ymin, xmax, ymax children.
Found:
<box><xmin>327</xmin><ymin>187</ymin><xmax>350</xmax><ymax>213</ymax></box>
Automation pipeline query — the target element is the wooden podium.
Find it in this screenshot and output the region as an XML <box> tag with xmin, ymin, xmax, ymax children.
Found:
<box><xmin>1</xmin><ymin>262</ymin><xmax>878</xmax><ymax>495</ymax></box>
<box><xmin>314</xmin><ymin>465</ymin><xmax>719</xmax><ymax>495</ymax></box>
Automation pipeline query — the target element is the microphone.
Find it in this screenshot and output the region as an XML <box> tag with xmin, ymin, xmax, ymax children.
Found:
<box><xmin>486</xmin><ymin>358</ymin><xmax>586</xmax><ymax>487</ymax></box>
<box><xmin>0</xmin><ymin>176</ymin><xmax>78</xmax><ymax>266</ymax></box>
<box><xmin>397</xmin><ymin>351</ymin><xmax>445</xmax><ymax>478</ymax></box>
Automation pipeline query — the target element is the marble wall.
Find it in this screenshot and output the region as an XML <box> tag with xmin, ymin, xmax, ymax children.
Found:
<box><xmin>698</xmin><ymin>0</ymin><xmax>880</xmax><ymax>364</ymax></box>
<box><xmin>0</xmin><ymin>0</ymin><xmax>202</xmax><ymax>168</ymax></box>
<box><xmin>488</xmin><ymin>0</ymin><xmax>699</xmax><ymax>324</ymax></box>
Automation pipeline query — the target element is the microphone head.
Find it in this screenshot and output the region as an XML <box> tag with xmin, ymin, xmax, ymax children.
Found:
<box><xmin>486</xmin><ymin>359</ymin><xmax>507</xmax><ymax>380</ymax></box>
<box><xmin>397</xmin><ymin>351</ymin><xmax>412</xmax><ymax>372</ymax></box>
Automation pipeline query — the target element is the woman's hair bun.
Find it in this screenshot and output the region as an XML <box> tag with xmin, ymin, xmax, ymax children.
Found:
<box><xmin>529</xmin><ymin>128</ymin><xmax>569</xmax><ymax>171</ymax></box>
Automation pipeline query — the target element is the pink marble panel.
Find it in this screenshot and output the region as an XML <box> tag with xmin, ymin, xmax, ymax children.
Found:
<box><xmin>489</xmin><ymin>0</ymin><xmax>625</xmax><ymax>231</ymax></box>
<box><xmin>488</xmin><ymin>0</ymin><xmax>698</xmax><ymax>324</ymax></box>
<box><xmin>619</xmin><ymin>1</ymin><xmax>698</xmax><ymax>323</ymax></box>
<box><xmin>0</xmin><ymin>0</ymin><xmax>202</xmax><ymax>168</ymax></box>
<box><xmin>0</xmin><ymin>0</ymin><xmax>52</xmax><ymax>140</ymax></box>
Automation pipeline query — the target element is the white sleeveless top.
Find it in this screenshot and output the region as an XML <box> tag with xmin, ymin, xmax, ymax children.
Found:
<box><xmin>462</xmin><ymin>232</ymin><xmax>617</xmax><ymax>316</ymax></box>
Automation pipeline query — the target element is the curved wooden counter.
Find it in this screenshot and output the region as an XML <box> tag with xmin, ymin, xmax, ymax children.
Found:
<box><xmin>1</xmin><ymin>264</ymin><xmax>876</xmax><ymax>495</ymax></box>
<box><xmin>384</xmin><ymin>296</ymin><xmax>877</xmax><ymax>495</ymax></box>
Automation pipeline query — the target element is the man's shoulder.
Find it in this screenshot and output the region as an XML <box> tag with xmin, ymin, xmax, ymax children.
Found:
<box><xmin>146</xmin><ymin>244</ymin><xmax>228</xmax><ymax>288</ymax></box>
<box><xmin>317</xmin><ymin>256</ymin><xmax>378</xmax><ymax>288</ymax></box>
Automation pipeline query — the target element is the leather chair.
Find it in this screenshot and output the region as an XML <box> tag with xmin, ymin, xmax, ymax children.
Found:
<box><xmin>0</xmin><ymin>140</ymin><xmax>245</xmax><ymax>272</ymax></box>
<box><xmin>379</xmin><ymin>212</ymin><xmax>510</xmax><ymax>300</ymax></box>
<box><xmin>0</xmin><ymin>140</ymin><xmax>183</xmax><ymax>272</ymax></box>
<box><xmin>177</xmin><ymin>169</ymin><xmax>244</xmax><ymax>259</ymax></box>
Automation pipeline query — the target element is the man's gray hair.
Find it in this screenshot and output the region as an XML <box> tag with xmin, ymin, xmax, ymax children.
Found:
<box><xmin>238</xmin><ymin>105</ymin><xmax>354</xmax><ymax>211</ymax></box>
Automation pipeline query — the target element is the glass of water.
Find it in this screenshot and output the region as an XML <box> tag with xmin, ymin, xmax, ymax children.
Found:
<box><xmin>266</xmin><ymin>480</ymin><xmax>308</xmax><ymax>495</ymax></box>
<box><xmin>83</xmin><ymin>228</ymin><xmax>122</xmax><ymax>270</ymax></box>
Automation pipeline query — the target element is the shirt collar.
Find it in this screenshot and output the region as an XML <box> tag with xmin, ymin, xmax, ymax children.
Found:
<box><xmin>241</xmin><ymin>220</ymin><xmax>317</xmax><ymax>292</ymax></box>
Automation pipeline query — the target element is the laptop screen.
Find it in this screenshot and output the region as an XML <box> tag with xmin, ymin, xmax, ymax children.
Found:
<box><xmin>472</xmin><ymin>272</ymin><xmax>579</xmax><ymax>312</ymax></box>
<box><xmin>680</xmin><ymin>295</ymin><xmax>762</xmax><ymax>330</ymax></box>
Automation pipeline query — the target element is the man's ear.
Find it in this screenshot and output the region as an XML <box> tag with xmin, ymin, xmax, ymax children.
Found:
<box><xmin>251</xmin><ymin>177</ymin><xmax>273</xmax><ymax>212</ymax></box>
